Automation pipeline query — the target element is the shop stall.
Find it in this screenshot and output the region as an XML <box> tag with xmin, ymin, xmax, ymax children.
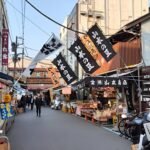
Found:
<box><xmin>0</xmin><ymin>72</ymin><xmax>14</xmax><ymax>134</ymax></box>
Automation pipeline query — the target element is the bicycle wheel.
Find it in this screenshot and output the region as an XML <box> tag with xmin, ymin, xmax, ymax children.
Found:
<box><xmin>118</xmin><ymin>118</ymin><xmax>126</xmax><ymax>136</ymax></box>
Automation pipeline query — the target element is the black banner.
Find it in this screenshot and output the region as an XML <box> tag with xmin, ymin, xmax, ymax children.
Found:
<box><xmin>85</xmin><ymin>77</ymin><xmax>128</xmax><ymax>87</ymax></box>
<box><xmin>52</xmin><ymin>53</ymin><xmax>77</xmax><ymax>85</ymax></box>
<box><xmin>87</xmin><ymin>24</ymin><xmax>116</xmax><ymax>62</ymax></box>
<box><xmin>69</xmin><ymin>37</ymin><xmax>100</xmax><ymax>74</ymax></box>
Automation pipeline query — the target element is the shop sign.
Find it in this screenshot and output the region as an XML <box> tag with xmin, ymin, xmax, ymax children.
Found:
<box><xmin>141</xmin><ymin>66</ymin><xmax>150</xmax><ymax>80</ymax></box>
<box><xmin>80</xmin><ymin>35</ymin><xmax>101</xmax><ymax>66</ymax></box>
<box><xmin>87</xmin><ymin>24</ymin><xmax>116</xmax><ymax>62</ymax></box>
<box><xmin>0</xmin><ymin>103</ymin><xmax>14</xmax><ymax>120</ymax></box>
<box><xmin>2</xmin><ymin>29</ymin><xmax>9</xmax><ymax>65</ymax></box>
<box><xmin>141</xmin><ymin>84</ymin><xmax>150</xmax><ymax>95</ymax></box>
<box><xmin>69</xmin><ymin>37</ymin><xmax>100</xmax><ymax>74</ymax></box>
<box><xmin>47</xmin><ymin>67</ymin><xmax>60</xmax><ymax>88</ymax></box>
<box><xmin>86</xmin><ymin>77</ymin><xmax>128</xmax><ymax>87</ymax></box>
<box><xmin>52</xmin><ymin>53</ymin><xmax>77</xmax><ymax>84</ymax></box>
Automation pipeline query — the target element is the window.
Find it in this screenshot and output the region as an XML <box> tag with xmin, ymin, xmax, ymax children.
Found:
<box><xmin>36</xmin><ymin>72</ymin><xmax>40</xmax><ymax>78</ymax></box>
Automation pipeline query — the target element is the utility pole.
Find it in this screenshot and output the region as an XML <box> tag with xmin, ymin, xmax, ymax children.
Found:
<box><xmin>22</xmin><ymin>40</ymin><xmax>24</xmax><ymax>72</ymax></box>
<box><xmin>12</xmin><ymin>36</ymin><xmax>18</xmax><ymax>79</ymax></box>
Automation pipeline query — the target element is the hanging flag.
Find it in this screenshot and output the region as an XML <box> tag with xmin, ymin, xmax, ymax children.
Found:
<box><xmin>87</xmin><ymin>24</ymin><xmax>116</xmax><ymax>62</ymax></box>
<box><xmin>52</xmin><ymin>53</ymin><xmax>77</xmax><ymax>85</ymax></box>
<box><xmin>22</xmin><ymin>33</ymin><xmax>63</xmax><ymax>77</ymax></box>
<box><xmin>47</xmin><ymin>67</ymin><xmax>60</xmax><ymax>88</ymax></box>
<box><xmin>69</xmin><ymin>37</ymin><xmax>100</xmax><ymax>74</ymax></box>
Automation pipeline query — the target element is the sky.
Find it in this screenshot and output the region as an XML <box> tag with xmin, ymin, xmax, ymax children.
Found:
<box><xmin>6</xmin><ymin>0</ymin><xmax>77</xmax><ymax>57</ymax></box>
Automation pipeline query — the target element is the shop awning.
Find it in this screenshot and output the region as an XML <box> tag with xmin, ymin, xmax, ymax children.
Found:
<box><xmin>0</xmin><ymin>72</ymin><xmax>14</xmax><ymax>85</ymax></box>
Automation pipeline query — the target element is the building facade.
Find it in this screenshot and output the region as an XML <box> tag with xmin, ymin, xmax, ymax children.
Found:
<box><xmin>60</xmin><ymin>0</ymin><xmax>149</xmax><ymax>80</ymax></box>
<box><xmin>0</xmin><ymin>0</ymin><xmax>9</xmax><ymax>73</ymax></box>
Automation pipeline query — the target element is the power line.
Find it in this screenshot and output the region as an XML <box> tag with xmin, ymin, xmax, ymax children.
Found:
<box><xmin>5</xmin><ymin>0</ymin><xmax>51</xmax><ymax>36</ymax></box>
<box><xmin>25</xmin><ymin>0</ymin><xmax>86</xmax><ymax>35</ymax></box>
<box><xmin>25</xmin><ymin>46</ymin><xmax>38</xmax><ymax>51</ymax></box>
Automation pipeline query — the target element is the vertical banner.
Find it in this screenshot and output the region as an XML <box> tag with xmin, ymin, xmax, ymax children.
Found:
<box><xmin>69</xmin><ymin>37</ymin><xmax>100</xmax><ymax>74</ymax></box>
<box><xmin>47</xmin><ymin>67</ymin><xmax>60</xmax><ymax>88</ymax></box>
<box><xmin>87</xmin><ymin>24</ymin><xmax>116</xmax><ymax>62</ymax></box>
<box><xmin>2</xmin><ymin>29</ymin><xmax>9</xmax><ymax>65</ymax></box>
<box><xmin>52</xmin><ymin>53</ymin><xmax>77</xmax><ymax>84</ymax></box>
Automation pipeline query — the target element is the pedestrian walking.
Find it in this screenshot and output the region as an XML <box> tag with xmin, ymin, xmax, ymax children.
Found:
<box><xmin>27</xmin><ymin>95</ymin><xmax>31</xmax><ymax>108</ymax></box>
<box><xmin>35</xmin><ymin>94</ymin><xmax>42</xmax><ymax>117</ymax></box>
<box><xmin>30</xmin><ymin>95</ymin><xmax>35</xmax><ymax>110</ymax></box>
<box><xmin>20</xmin><ymin>95</ymin><xmax>27</xmax><ymax>112</ymax></box>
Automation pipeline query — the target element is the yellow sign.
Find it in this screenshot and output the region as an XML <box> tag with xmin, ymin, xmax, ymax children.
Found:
<box><xmin>3</xmin><ymin>94</ymin><xmax>11</xmax><ymax>103</ymax></box>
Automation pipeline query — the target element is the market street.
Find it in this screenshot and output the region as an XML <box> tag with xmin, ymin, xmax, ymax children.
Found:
<box><xmin>8</xmin><ymin>107</ymin><xmax>131</xmax><ymax>150</ymax></box>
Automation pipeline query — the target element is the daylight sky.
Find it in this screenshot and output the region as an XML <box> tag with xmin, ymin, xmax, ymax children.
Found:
<box><xmin>6</xmin><ymin>0</ymin><xmax>77</xmax><ymax>57</ymax></box>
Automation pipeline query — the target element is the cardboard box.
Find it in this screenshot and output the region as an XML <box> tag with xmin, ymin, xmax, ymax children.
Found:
<box><xmin>17</xmin><ymin>108</ymin><xmax>24</xmax><ymax>113</ymax></box>
<box><xmin>131</xmin><ymin>144</ymin><xmax>138</xmax><ymax>150</ymax></box>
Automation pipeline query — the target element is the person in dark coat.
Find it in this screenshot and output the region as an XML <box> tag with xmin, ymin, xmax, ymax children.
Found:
<box><xmin>35</xmin><ymin>94</ymin><xmax>42</xmax><ymax>117</ymax></box>
<box><xmin>20</xmin><ymin>95</ymin><xmax>27</xmax><ymax>112</ymax></box>
<box><xmin>30</xmin><ymin>95</ymin><xmax>35</xmax><ymax>110</ymax></box>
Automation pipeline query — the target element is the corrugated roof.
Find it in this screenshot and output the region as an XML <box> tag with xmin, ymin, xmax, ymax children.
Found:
<box><xmin>109</xmin><ymin>13</ymin><xmax>150</xmax><ymax>44</ymax></box>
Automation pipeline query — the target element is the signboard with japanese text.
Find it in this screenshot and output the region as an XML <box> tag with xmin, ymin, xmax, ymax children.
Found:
<box><xmin>2</xmin><ymin>29</ymin><xmax>9</xmax><ymax>65</ymax></box>
<box><xmin>141</xmin><ymin>66</ymin><xmax>150</xmax><ymax>96</ymax></box>
<box><xmin>0</xmin><ymin>103</ymin><xmax>14</xmax><ymax>120</ymax></box>
<box><xmin>72</xmin><ymin>77</ymin><xmax>128</xmax><ymax>89</ymax></box>
<box><xmin>84</xmin><ymin>77</ymin><xmax>128</xmax><ymax>87</ymax></box>
<box><xmin>47</xmin><ymin>67</ymin><xmax>60</xmax><ymax>88</ymax></box>
<box><xmin>69</xmin><ymin>37</ymin><xmax>100</xmax><ymax>74</ymax></box>
<box><xmin>87</xmin><ymin>24</ymin><xmax>116</xmax><ymax>62</ymax></box>
<box><xmin>141</xmin><ymin>84</ymin><xmax>150</xmax><ymax>95</ymax></box>
<box><xmin>80</xmin><ymin>35</ymin><xmax>101</xmax><ymax>67</ymax></box>
<box><xmin>52</xmin><ymin>53</ymin><xmax>77</xmax><ymax>85</ymax></box>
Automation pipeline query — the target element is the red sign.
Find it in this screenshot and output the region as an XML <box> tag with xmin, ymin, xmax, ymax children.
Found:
<box><xmin>2</xmin><ymin>29</ymin><xmax>9</xmax><ymax>65</ymax></box>
<box><xmin>62</xmin><ymin>86</ymin><xmax>72</xmax><ymax>95</ymax></box>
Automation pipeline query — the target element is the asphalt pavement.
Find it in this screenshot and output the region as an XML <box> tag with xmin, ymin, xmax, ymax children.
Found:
<box><xmin>8</xmin><ymin>107</ymin><xmax>131</xmax><ymax>150</ymax></box>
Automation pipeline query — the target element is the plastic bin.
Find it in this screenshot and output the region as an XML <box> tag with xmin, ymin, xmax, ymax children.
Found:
<box><xmin>0</xmin><ymin>136</ymin><xmax>10</xmax><ymax>150</ymax></box>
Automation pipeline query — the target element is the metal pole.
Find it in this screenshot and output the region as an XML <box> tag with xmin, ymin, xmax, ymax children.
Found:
<box><xmin>13</xmin><ymin>36</ymin><xmax>18</xmax><ymax>79</ymax></box>
<box><xmin>138</xmin><ymin>65</ymin><xmax>142</xmax><ymax>113</ymax></box>
<box><xmin>22</xmin><ymin>44</ymin><xmax>24</xmax><ymax>72</ymax></box>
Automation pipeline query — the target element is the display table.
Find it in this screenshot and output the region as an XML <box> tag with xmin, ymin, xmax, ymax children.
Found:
<box><xmin>75</xmin><ymin>102</ymin><xmax>97</xmax><ymax>116</ymax></box>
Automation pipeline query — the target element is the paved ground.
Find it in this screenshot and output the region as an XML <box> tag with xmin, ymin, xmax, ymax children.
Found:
<box><xmin>8</xmin><ymin>107</ymin><xmax>131</xmax><ymax>150</ymax></box>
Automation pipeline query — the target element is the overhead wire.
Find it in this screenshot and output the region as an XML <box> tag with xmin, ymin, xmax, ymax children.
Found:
<box><xmin>5</xmin><ymin>0</ymin><xmax>51</xmax><ymax>36</ymax></box>
<box><xmin>25</xmin><ymin>0</ymin><xmax>86</xmax><ymax>35</ymax></box>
